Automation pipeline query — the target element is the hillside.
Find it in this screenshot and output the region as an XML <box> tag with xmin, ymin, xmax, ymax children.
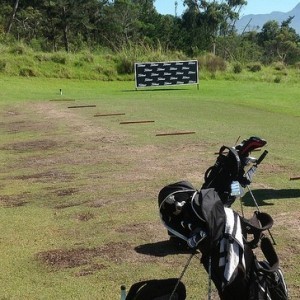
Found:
<box><xmin>236</xmin><ymin>2</ymin><xmax>300</xmax><ymax>33</ymax></box>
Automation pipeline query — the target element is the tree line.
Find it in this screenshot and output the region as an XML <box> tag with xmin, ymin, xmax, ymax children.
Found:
<box><xmin>1</xmin><ymin>0</ymin><xmax>300</xmax><ymax>65</ymax></box>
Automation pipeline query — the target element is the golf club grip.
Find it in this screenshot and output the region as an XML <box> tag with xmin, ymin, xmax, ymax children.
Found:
<box><xmin>256</xmin><ymin>150</ymin><xmax>268</xmax><ymax>165</ymax></box>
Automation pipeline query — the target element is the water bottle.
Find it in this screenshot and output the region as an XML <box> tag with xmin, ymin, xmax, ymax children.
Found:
<box><xmin>120</xmin><ymin>285</ymin><xmax>126</xmax><ymax>300</ymax></box>
<box><xmin>230</xmin><ymin>181</ymin><xmax>244</xmax><ymax>197</ymax></box>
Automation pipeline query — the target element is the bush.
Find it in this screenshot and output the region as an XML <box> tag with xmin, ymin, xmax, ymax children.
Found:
<box><xmin>54</xmin><ymin>66</ymin><xmax>71</xmax><ymax>78</ymax></box>
<box><xmin>274</xmin><ymin>76</ymin><xmax>281</xmax><ymax>83</ymax></box>
<box><xmin>276</xmin><ymin>69</ymin><xmax>288</xmax><ymax>76</ymax></box>
<box><xmin>19</xmin><ymin>67</ymin><xmax>38</xmax><ymax>77</ymax></box>
<box><xmin>233</xmin><ymin>63</ymin><xmax>242</xmax><ymax>74</ymax></box>
<box><xmin>198</xmin><ymin>53</ymin><xmax>227</xmax><ymax>74</ymax></box>
<box><xmin>104</xmin><ymin>67</ymin><xmax>117</xmax><ymax>78</ymax></box>
<box><xmin>94</xmin><ymin>65</ymin><xmax>105</xmax><ymax>74</ymax></box>
<box><xmin>294</xmin><ymin>62</ymin><xmax>300</xmax><ymax>69</ymax></box>
<box><xmin>34</xmin><ymin>54</ymin><xmax>50</xmax><ymax>62</ymax></box>
<box><xmin>247</xmin><ymin>63</ymin><xmax>262</xmax><ymax>72</ymax></box>
<box><xmin>9</xmin><ymin>44</ymin><xmax>30</xmax><ymax>55</ymax></box>
<box><xmin>79</xmin><ymin>52</ymin><xmax>94</xmax><ymax>63</ymax></box>
<box><xmin>116</xmin><ymin>57</ymin><xmax>134</xmax><ymax>74</ymax></box>
<box><xmin>273</xmin><ymin>62</ymin><xmax>286</xmax><ymax>71</ymax></box>
<box><xmin>74</xmin><ymin>61</ymin><xmax>84</xmax><ymax>67</ymax></box>
<box><xmin>29</xmin><ymin>39</ymin><xmax>43</xmax><ymax>52</ymax></box>
<box><xmin>51</xmin><ymin>53</ymin><xmax>68</xmax><ymax>64</ymax></box>
<box><xmin>0</xmin><ymin>59</ymin><xmax>6</xmax><ymax>72</ymax></box>
<box><xmin>0</xmin><ymin>43</ymin><xmax>8</xmax><ymax>54</ymax></box>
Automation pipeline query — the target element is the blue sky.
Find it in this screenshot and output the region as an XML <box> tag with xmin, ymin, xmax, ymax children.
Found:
<box><xmin>154</xmin><ymin>0</ymin><xmax>300</xmax><ymax>17</ymax></box>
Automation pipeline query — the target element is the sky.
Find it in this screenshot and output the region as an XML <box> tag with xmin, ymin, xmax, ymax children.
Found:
<box><xmin>154</xmin><ymin>0</ymin><xmax>300</xmax><ymax>17</ymax></box>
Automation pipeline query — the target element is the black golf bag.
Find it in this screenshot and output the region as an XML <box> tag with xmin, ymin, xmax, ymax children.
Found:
<box><xmin>157</xmin><ymin>137</ymin><xmax>288</xmax><ymax>300</ymax></box>
<box><xmin>201</xmin><ymin>136</ymin><xmax>267</xmax><ymax>206</ymax></box>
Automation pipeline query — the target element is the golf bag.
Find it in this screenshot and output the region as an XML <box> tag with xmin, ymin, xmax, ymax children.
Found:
<box><xmin>158</xmin><ymin>137</ymin><xmax>288</xmax><ymax>300</ymax></box>
<box><xmin>201</xmin><ymin>136</ymin><xmax>267</xmax><ymax>206</ymax></box>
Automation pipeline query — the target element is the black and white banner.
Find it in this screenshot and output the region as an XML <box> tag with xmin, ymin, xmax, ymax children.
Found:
<box><xmin>134</xmin><ymin>60</ymin><xmax>199</xmax><ymax>89</ymax></box>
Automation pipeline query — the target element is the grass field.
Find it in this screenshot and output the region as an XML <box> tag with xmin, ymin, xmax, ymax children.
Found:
<box><xmin>0</xmin><ymin>76</ymin><xmax>299</xmax><ymax>299</ymax></box>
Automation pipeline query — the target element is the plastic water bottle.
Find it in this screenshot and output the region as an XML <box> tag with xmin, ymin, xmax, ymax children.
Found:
<box><xmin>230</xmin><ymin>181</ymin><xmax>244</xmax><ymax>197</ymax></box>
<box><xmin>120</xmin><ymin>285</ymin><xmax>126</xmax><ymax>300</ymax></box>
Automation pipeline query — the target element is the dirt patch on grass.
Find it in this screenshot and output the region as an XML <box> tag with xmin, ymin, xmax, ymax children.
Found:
<box><xmin>54</xmin><ymin>200</ymin><xmax>88</xmax><ymax>210</ymax></box>
<box><xmin>33</xmin><ymin>101</ymin><xmax>122</xmax><ymax>141</ymax></box>
<box><xmin>75</xmin><ymin>211</ymin><xmax>95</xmax><ymax>221</ymax></box>
<box><xmin>88</xmin><ymin>199</ymin><xmax>111</xmax><ymax>208</ymax></box>
<box><xmin>36</xmin><ymin>241</ymin><xmax>141</xmax><ymax>270</ymax></box>
<box><xmin>12</xmin><ymin>170</ymin><xmax>74</xmax><ymax>183</ymax></box>
<box><xmin>0</xmin><ymin>120</ymin><xmax>54</xmax><ymax>135</ymax></box>
<box><xmin>0</xmin><ymin>194</ymin><xmax>28</xmax><ymax>207</ymax></box>
<box><xmin>0</xmin><ymin>106</ymin><xmax>54</xmax><ymax>133</ymax></box>
<box><xmin>0</xmin><ymin>120</ymin><xmax>25</xmax><ymax>133</ymax></box>
<box><xmin>1</xmin><ymin>139</ymin><xmax>58</xmax><ymax>152</ymax></box>
<box><xmin>54</xmin><ymin>188</ymin><xmax>79</xmax><ymax>197</ymax></box>
<box><xmin>36</xmin><ymin>247</ymin><xmax>100</xmax><ymax>269</ymax></box>
<box><xmin>261</xmin><ymin>161</ymin><xmax>291</xmax><ymax>175</ymax></box>
<box><xmin>274</xmin><ymin>211</ymin><xmax>300</xmax><ymax>234</ymax></box>
<box><xmin>1</xmin><ymin>110</ymin><xmax>20</xmax><ymax>117</ymax></box>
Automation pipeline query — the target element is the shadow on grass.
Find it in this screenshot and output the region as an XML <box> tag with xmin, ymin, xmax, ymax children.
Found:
<box><xmin>135</xmin><ymin>240</ymin><xmax>193</xmax><ymax>257</ymax></box>
<box><xmin>122</xmin><ymin>88</ymin><xmax>189</xmax><ymax>92</ymax></box>
<box><xmin>136</xmin><ymin>188</ymin><xmax>300</xmax><ymax>256</ymax></box>
<box><xmin>242</xmin><ymin>188</ymin><xmax>300</xmax><ymax>207</ymax></box>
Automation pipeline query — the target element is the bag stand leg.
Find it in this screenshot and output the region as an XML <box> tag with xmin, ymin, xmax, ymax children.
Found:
<box><xmin>169</xmin><ymin>251</ymin><xmax>213</xmax><ymax>300</ymax></box>
<box><xmin>208</xmin><ymin>256</ymin><xmax>212</xmax><ymax>300</ymax></box>
<box><xmin>240</xmin><ymin>197</ymin><xmax>245</xmax><ymax>218</ymax></box>
<box><xmin>246</xmin><ymin>186</ymin><xmax>260</xmax><ymax>211</ymax></box>
<box><xmin>169</xmin><ymin>252</ymin><xmax>195</xmax><ymax>300</ymax></box>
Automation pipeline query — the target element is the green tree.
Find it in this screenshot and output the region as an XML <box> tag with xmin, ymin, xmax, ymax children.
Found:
<box><xmin>0</xmin><ymin>0</ymin><xmax>111</xmax><ymax>51</ymax></box>
<box><xmin>258</xmin><ymin>18</ymin><xmax>300</xmax><ymax>64</ymax></box>
<box><xmin>215</xmin><ymin>33</ymin><xmax>262</xmax><ymax>63</ymax></box>
<box><xmin>181</xmin><ymin>0</ymin><xmax>247</xmax><ymax>54</ymax></box>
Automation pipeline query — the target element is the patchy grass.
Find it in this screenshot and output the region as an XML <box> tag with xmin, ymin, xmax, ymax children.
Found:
<box><xmin>0</xmin><ymin>78</ymin><xmax>299</xmax><ymax>299</ymax></box>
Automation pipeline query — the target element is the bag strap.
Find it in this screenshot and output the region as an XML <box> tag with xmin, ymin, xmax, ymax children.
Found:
<box><xmin>218</xmin><ymin>146</ymin><xmax>241</xmax><ymax>179</ymax></box>
<box><xmin>204</xmin><ymin>146</ymin><xmax>241</xmax><ymax>186</ymax></box>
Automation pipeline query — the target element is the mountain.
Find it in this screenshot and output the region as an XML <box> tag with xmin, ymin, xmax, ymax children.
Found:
<box><xmin>235</xmin><ymin>3</ymin><xmax>300</xmax><ymax>34</ymax></box>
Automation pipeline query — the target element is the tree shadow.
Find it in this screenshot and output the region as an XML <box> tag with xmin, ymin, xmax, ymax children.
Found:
<box><xmin>242</xmin><ymin>188</ymin><xmax>300</xmax><ymax>207</ymax></box>
<box><xmin>135</xmin><ymin>240</ymin><xmax>194</xmax><ymax>257</ymax></box>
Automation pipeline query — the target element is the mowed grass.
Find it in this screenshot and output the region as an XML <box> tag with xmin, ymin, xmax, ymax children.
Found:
<box><xmin>0</xmin><ymin>76</ymin><xmax>299</xmax><ymax>299</ymax></box>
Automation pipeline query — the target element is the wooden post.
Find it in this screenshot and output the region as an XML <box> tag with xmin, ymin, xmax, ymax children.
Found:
<box><xmin>120</xmin><ymin>120</ymin><xmax>155</xmax><ymax>125</ymax></box>
<box><xmin>156</xmin><ymin>131</ymin><xmax>195</xmax><ymax>136</ymax></box>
